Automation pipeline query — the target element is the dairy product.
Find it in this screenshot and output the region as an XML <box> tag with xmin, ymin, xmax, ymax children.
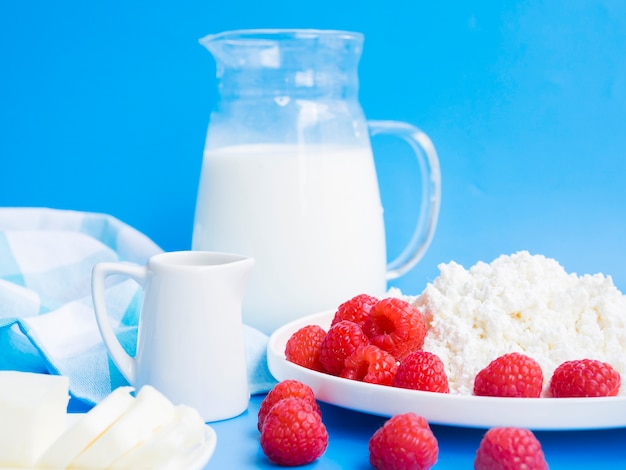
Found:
<box><xmin>193</xmin><ymin>143</ymin><xmax>387</xmax><ymax>334</ymax></box>
<box><xmin>37</xmin><ymin>386</ymin><xmax>135</xmax><ymax>468</ymax></box>
<box><xmin>0</xmin><ymin>374</ymin><xmax>210</xmax><ymax>468</ymax></box>
<box><xmin>70</xmin><ymin>385</ymin><xmax>176</xmax><ymax>468</ymax></box>
<box><xmin>0</xmin><ymin>371</ymin><xmax>69</xmax><ymax>467</ymax></box>
<box><xmin>413</xmin><ymin>251</ymin><xmax>626</xmax><ymax>396</ymax></box>
<box><xmin>108</xmin><ymin>405</ymin><xmax>207</xmax><ymax>469</ymax></box>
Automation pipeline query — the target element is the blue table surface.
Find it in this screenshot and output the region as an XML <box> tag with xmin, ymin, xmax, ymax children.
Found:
<box><xmin>206</xmin><ymin>393</ymin><xmax>626</xmax><ymax>469</ymax></box>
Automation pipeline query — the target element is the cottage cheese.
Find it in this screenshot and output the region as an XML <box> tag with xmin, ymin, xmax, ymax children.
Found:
<box><xmin>411</xmin><ymin>251</ymin><xmax>626</xmax><ymax>396</ymax></box>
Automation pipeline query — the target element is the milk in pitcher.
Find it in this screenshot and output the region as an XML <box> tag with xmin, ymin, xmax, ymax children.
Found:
<box><xmin>192</xmin><ymin>143</ymin><xmax>387</xmax><ymax>333</ymax></box>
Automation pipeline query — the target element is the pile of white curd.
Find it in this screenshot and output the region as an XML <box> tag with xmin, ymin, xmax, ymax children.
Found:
<box><xmin>410</xmin><ymin>251</ymin><xmax>626</xmax><ymax>396</ymax></box>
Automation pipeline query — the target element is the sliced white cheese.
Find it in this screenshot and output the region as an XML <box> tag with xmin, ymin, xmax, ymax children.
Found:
<box><xmin>0</xmin><ymin>371</ymin><xmax>69</xmax><ymax>468</ymax></box>
<box><xmin>36</xmin><ymin>386</ymin><xmax>135</xmax><ymax>469</ymax></box>
<box><xmin>108</xmin><ymin>405</ymin><xmax>207</xmax><ymax>469</ymax></box>
<box><xmin>69</xmin><ymin>385</ymin><xmax>176</xmax><ymax>469</ymax></box>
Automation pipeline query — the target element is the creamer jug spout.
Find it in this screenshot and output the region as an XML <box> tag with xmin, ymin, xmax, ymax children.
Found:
<box><xmin>222</xmin><ymin>254</ymin><xmax>255</xmax><ymax>302</ymax></box>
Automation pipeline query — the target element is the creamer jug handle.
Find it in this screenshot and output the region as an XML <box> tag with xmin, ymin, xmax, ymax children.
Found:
<box><xmin>368</xmin><ymin>120</ymin><xmax>441</xmax><ymax>280</ymax></box>
<box><xmin>91</xmin><ymin>262</ymin><xmax>146</xmax><ymax>384</ymax></box>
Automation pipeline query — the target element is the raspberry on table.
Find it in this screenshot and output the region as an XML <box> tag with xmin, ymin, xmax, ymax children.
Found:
<box><xmin>319</xmin><ymin>320</ymin><xmax>370</xmax><ymax>375</ymax></box>
<box><xmin>474</xmin><ymin>427</ymin><xmax>548</xmax><ymax>470</ymax></box>
<box><xmin>362</xmin><ymin>297</ymin><xmax>427</xmax><ymax>360</ymax></box>
<box><xmin>473</xmin><ymin>352</ymin><xmax>544</xmax><ymax>398</ymax></box>
<box><xmin>257</xmin><ymin>380</ymin><xmax>320</xmax><ymax>432</ymax></box>
<box><xmin>549</xmin><ymin>358</ymin><xmax>621</xmax><ymax>398</ymax></box>
<box><xmin>285</xmin><ymin>324</ymin><xmax>327</xmax><ymax>372</ymax></box>
<box><xmin>393</xmin><ymin>350</ymin><xmax>450</xmax><ymax>393</ymax></box>
<box><xmin>369</xmin><ymin>412</ymin><xmax>438</xmax><ymax>470</ymax></box>
<box><xmin>340</xmin><ymin>344</ymin><xmax>398</xmax><ymax>386</ymax></box>
<box><xmin>260</xmin><ymin>397</ymin><xmax>328</xmax><ymax>466</ymax></box>
<box><xmin>331</xmin><ymin>293</ymin><xmax>379</xmax><ymax>328</ymax></box>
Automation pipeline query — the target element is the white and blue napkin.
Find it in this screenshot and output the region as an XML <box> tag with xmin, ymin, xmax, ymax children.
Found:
<box><xmin>0</xmin><ymin>207</ymin><xmax>276</xmax><ymax>410</ymax></box>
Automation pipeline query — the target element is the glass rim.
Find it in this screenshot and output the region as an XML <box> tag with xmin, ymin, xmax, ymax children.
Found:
<box><xmin>200</xmin><ymin>28</ymin><xmax>364</xmax><ymax>46</ymax></box>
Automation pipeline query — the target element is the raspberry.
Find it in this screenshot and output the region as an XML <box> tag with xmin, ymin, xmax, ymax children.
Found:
<box><xmin>257</xmin><ymin>380</ymin><xmax>319</xmax><ymax>431</ymax></box>
<box><xmin>331</xmin><ymin>293</ymin><xmax>379</xmax><ymax>328</ymax></box>
<box><xmin>393</xmin><ymin>350</ymin><xmax>450</xmax><ymax>393</ymax></box>
<box><xmin>474</xmin><ymin>427</ymin><xmax>548</xmax><ymax>470</ymax></box>
<box><xmin>340</xmin><ymin>344</ymin><xmax>398</xmax><ymax>386</ymax></box>
<box><xmin>285</xmin><ymin>324</ymin><xmax>327</xmax><ymax>372</ymax></box>
<box><xmin>362</xmin><ymin>297</ymin><xmax>427</xmax><ymax>360</ymax></box>
<box><xmin>369</xmin><ymin>413</ymin><xmax>438</xmax><ymax>470</ymax></box>
<box><xmin>549</xmin><ymin>359</ymin><xmax>621</xmax><ymax>398</ymax></box>
<box><xmin>319</xmin><ymin>320</ymin><xmax>369</xmax><ymax>375</ymax></box>
<box><xmin>473</xmin><ymin>353</ymin><xmax>544</xmax><ymax>398</ymax></box>
<box><xmin>260</xmin><ymin>397</ymin><xmax>328</xmax><ymax>466</ymax></box>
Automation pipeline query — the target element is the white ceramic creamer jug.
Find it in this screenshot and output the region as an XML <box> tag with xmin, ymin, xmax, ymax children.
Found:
<box><xmin>193</xmin><ymin>29</ymin><xmax>441</xmax><ymax>335</ymax></box>
<box><xmin>91</xmin><ymin>251</ymin><xmax>254</xmax><ymax>422</ymax></box>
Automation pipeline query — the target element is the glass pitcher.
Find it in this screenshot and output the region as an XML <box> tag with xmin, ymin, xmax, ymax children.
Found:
<box><xmin>193</xmin><ymin>29</ymin><xmax>441</xmax><ymax>334</ymax></box>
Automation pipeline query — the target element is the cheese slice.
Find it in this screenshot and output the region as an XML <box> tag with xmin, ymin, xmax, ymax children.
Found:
<box><xmin>108</xmin><ymin>405</ymin><xmax>207</xmax><ymax>469</ymax></box>
<box><xmin>69</xmin><ymin>385</ymin><xmax>176</xmax><ymax>469</ymax></box>
<box><xmin>36</xmin><ymin>386</ymin><xmax>135</xmax><ymax>469</ymax></box>
<box><xmin>0</xmin><ymin>371</ymin><xmax>69</xmax><ymax>468</ymax></box>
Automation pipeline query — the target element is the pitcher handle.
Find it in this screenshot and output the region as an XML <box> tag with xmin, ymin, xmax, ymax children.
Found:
<box><xmin>368</xmin><ymin>120</ymin><xmax>442</xmax><ymax>280</ymax></box>
<box><xmin>91</xmin><ymin>261</ymin><xmax>146</xmax><ymax>384</ymax></box>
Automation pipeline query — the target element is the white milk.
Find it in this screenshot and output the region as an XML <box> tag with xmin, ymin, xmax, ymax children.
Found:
<box><xmin>192</xmin><ymin>143</ymin><xmax>387</xmax><ymax>334</ymax></box>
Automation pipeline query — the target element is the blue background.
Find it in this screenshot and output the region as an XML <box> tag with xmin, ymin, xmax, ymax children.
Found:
<box><xmin>1</xmin><ymin>1</ymin><xmax>625</xmax><ymax>294</ymax></box>
<box><xmin>2</xmin><ymin>2</ymin><xmax>626</xmax><ymax>468</ymax></box>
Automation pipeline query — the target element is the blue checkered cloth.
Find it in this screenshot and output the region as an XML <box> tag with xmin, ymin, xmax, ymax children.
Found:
<box><xmin>0</xmin><ymin>208</ymin><xmax>276</xmax><ymax>410</ymax></box>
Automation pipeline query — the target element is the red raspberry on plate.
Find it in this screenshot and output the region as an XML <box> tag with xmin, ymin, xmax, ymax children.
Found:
<box><xmin>260</xmin><ymin>397</ymin><xmax>328</xmax><ymax>466</ymax></box>
<box><xmin>257</xmin><ymin>380</ymin><xmax>319</xmax><ymax>431</ymax></box>
<box><xmin>331</xmin><ymin>293</ymin><xmax>379</xmax><ymax>328</ymax></box>
<box><xmin>363</xmin><ymin>297</ymin><xmax>427</xmax><ymax>360</ymax></box>
<box><xmin>474</xmin><ymin>427</ymin><xmax>548</xmax><ymax>470</ymax></box>
<box><xmin>285</xmin><ymin>324</ymin><xmax>327</xmax><ymax>372</ymax></box>
<box><xmin>473</xmin><ymin>353</ymin><xmax>544</xmax><ymax>398</ymax></box>
<box><xmin>319</xmin><ymin>320</ymin><xmax>369</xmax><ymax>375</ymax></box>
<box><xmin>549</xmin><ymin>359</ymin><xmax>621</xmax><ymax>398</ymax></box>
<box><xmin>369</xmin><ymin>412</ymin><xmax>438</xmax><ymax>470</ymax></box>
<box><xmin>393</xmin><ymin>350</ymin><xmax>450</xmax><ymax>393</ymax></box>
<box><xmin>340</xmin><ymin>344</ymin><xmax>398</xmax><ymax>386</ymax></box>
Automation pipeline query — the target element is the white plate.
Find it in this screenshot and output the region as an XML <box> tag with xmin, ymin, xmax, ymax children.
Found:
<box><xmin>180</xmin><ymin>425</ymin><xmax>217</xmax><ymax>470</ymax></box>
<box><xmin>267</xmin><ymin>310</ymin><xmax>626</xmax><ymax>430</ymax></box>
<box><xmin>169</xmin><ymin>423</ymin><xmax>216</xmax><ymax>470</ymax></box>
